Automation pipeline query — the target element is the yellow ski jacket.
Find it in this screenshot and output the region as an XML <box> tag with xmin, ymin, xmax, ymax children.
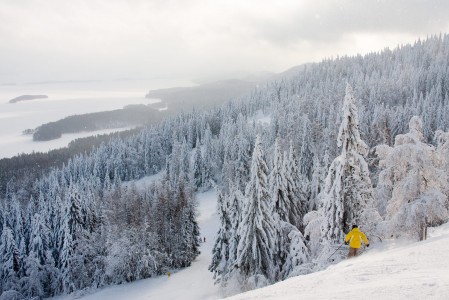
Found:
<box><xmin>345</xmin><ymin>228</ymin><xmax>369</xmax><ymax>249</ymax></box>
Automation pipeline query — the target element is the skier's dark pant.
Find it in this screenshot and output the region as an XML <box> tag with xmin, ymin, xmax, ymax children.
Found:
<box><xmin>348</xmin><ymin>247</ymin><xmax>358</xmax><ymax>258</ymax></box>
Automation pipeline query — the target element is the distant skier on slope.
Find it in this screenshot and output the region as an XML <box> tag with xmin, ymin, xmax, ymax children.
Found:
<box><xmin>345</xmin><ymin>225</ymin><xmax>369</xmax><ymax>258</ymax></box>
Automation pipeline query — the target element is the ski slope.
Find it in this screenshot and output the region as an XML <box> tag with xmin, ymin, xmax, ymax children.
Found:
<box><xmin>229</xmin><ymin>223</ymin><xmax>449</xmax><ymax>300</ymax></box>
<box><xmin>53</xmin><ymin>186</ymin><xmax>449</xmax><ymax>300</ymax></box>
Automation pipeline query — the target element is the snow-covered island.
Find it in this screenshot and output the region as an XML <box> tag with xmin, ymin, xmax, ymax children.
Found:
<box><xmin>9</xmin><ymin>94</ymin><xmax>48</xmax><ymax>103</ymax></box>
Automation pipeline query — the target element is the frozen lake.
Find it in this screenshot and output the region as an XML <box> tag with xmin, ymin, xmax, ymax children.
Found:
<box><xmin>0</xmin><ymin>79</ymin><xmax>193</xmax><ymax>158</ymax></box>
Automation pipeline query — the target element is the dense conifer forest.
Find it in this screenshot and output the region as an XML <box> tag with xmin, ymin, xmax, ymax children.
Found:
<box><xmin>1</xmin><ymin>35</ymin><xmax>449</xmax><ymax>299</ymax></box>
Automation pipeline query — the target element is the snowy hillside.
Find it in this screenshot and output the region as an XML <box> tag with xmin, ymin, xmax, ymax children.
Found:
<box><xmin>54</xmin><ymin>192</ymin><xmax>449</xmax><ymax>300</ymax></box>
<box><xmin>229</xmin><ymin>223</ymin><xmax>449</xmax><ymax>300</ymax></box>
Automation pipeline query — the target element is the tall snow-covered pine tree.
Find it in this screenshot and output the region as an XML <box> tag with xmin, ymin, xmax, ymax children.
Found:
<box><xmin>236</xmin><ymin>135</ymin><xmax>278</xmax><ymax>288</ymax></box>
<box><xmin>321</xmin><ymin>84</ymin><xmax>379</xmax><ymax>244</ymax></box>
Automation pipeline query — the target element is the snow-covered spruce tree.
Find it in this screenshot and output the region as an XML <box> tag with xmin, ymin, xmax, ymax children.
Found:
<box><xmin>58</xmin><ymin>203</ymin><xmax>75</xmax><ymax>294</ymax></box>
<box><xmin>0</xmin><ymin>227</ymin><xmax>22</xmax><ymax>298</ymax></box>
<box><xmin>22</xmin><ymin>213</ymin><xmax>49</xmax><ymax>299</ymax></box>
<box><xmin>280</xmin><ymin>146</ymin><xmax>311</xmax><ymax>278</ymax></box>
<box><xmin>153</xmin><ymin>175</ymin><xmax>173</xmax><ymax>258</ymax></box>
<box><xmin>320</xmin><ymin>84</ymin><xmax>379</xmax><ymax>245</ymax></box>
<box><xmin>210</xmin><ymin>178</ymin><xmax>245</xmax><ymax>289</ymax></box>
<box><xmin>268</xmin><ymin>138</ymin><xmax>309</xmax><ymax>280</ymax></box>
<box><xmin>190</xmin><ymin>140</ymin><xmax>203</xmax><ymax>191</ymax></box>
<box><xmin>298</xmin><ymin>117</ymin><xmax>314</xmax><ymax>178</ymax></box>
<box><xmin>281</xmin><ymin>222</ymin><xmax>310</xmax><ymax>279</ymax></box>
<box><xmin>310</xmin><ymin>155</ymin><xmax>322</xmax><ymax>210</ymax></box>
<box><xmin>236</xmin><ymin>135</ymin><xmax>278</xmax><ymax>289</ymax></box>
<box><xmin>284</xmin><ymin>141</ymin><xmax>308</xmax><ymax>230</ymax></box>
<box><xmin>234</xmin><ymin>114</ymin><xmax>252</xmax><ymax>192</ymax></box>
<box><xmin>225</xmin><ymin>181</ymin><xmax>244</xmax><ymax>277</ymax></box>
<box><xmin>375</xmin><ymin>116</ymin><xmax>448</xmax><ymax>240</ymax></box>
<box><xmin>303</xmin><ymin>210</ymin><xmax>324</xmax><ymax>258</ymax></box>
<box><xmin>209</xmin><ymin>189</ymin><xmax>230</xmax><ymax>284</ymax></box>
<box><xmin>268</xmin><ymin>138</ymin><xmax>288</xmax><ymax>278</ymax></box>
<box><xmin>269</xmin><ymin>137</ymin><xmax>289</xmax><ymax>223</ymax></box>
<box><xmin>168</xmin><ymin>140</ymin><xmax>182</xmax><ymax>186</ymax></box>
<box><xmin>201</xmin><ymin>126</ymin><xmax>214</xmax><ymax>190</ymax></box>
<box><xmin>176</xmin><ymin>174</ymin><xmax>200</xmax><ymax>267</ymax></box>
<box><xmin>3</xmin><ymin>191</ymin><xmax>25</xmax><ymax>274</ymax></box>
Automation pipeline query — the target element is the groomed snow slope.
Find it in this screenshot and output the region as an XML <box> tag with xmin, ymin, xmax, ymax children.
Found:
<box><xmin>229</xmin><ymin>223</ymin><xmax>449</xmax><ymax>300</ymax></box>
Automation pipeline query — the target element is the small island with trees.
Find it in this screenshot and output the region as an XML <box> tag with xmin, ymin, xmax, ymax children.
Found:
<box><xmin>9</xmin><ymin>94</ymin><xmax>48</xmax><ymax>103</ymax></box>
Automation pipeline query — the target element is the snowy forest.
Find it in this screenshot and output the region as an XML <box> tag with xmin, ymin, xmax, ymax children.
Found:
<box><xmin>2</xmin><ymin>35</ymin><xmax>449</xmax><ymax>299</ymax></box>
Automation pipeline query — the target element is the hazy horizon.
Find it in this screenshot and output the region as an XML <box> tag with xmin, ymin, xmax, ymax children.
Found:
<box><xmin>2</xmin><ymin>0</ymin><xmax>449</xmax><ymax>85</ymax></box>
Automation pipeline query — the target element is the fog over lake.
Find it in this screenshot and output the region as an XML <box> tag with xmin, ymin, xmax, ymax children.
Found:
<box><xmin>0</xmin><ymin>78</ymin><xmax>193</xmax><ymax>158</ymax></box>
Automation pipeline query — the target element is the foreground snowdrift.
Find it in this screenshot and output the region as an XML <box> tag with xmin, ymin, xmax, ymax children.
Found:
<box><xmin>228</xmin><ymin>223</ymin><xmax>449</xmax><ymax>300</ymax></box>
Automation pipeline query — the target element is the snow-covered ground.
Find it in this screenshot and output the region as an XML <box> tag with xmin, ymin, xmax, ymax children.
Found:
<box><xmin>55</xmin><ymin>189</ymin><xmax>222</xmax><ymax>300</ymax></box>
<box><xmin>53</xmin><ymin>180</ymin><xmax>449</xmax><ymax>300</ymax></box>
<box><xmin>229</xmin><ymin>223</ymin><xmax>449</xmax><ymax>300</ymax></box>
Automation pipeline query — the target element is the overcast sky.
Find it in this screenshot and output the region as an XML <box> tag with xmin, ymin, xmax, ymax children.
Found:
<box><xmin>1</xmin><ymin>0</ymin><xmax>449</xmax><ymax>84</ymax></box>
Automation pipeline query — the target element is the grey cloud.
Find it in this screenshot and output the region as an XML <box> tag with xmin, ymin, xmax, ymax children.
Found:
<box><xmin>1</xmin><ymin>0</ymin><xmax>449</xmax><ymax>83</ymax></box>
<box><xmin>250</xmin><ymin>0</ymin><xmax>449</xmax><ymax>45</ymax></box>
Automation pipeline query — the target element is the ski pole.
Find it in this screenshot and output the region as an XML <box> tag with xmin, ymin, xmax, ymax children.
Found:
<box><xmin>327</xmin><ymin>242</ymin><xmax>344</xmax><ymax>261</ymax></box>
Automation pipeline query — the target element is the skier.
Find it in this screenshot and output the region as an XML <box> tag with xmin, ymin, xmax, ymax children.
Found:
<box><xmin>345</xmin><ymin>225</ymin><xmax>369</xmax><ymax>258</ymax></box>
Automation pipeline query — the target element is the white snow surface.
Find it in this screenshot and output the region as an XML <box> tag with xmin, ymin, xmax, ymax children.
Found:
<box><xmin>53</xmin><ymin>179</ymin><xmax>449</xmax><ymax>300</ymax></box>
<box><xmin>229</xmin><ymin>222</ymin><xmax>449</xmax><ymax>300</ymax></box>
